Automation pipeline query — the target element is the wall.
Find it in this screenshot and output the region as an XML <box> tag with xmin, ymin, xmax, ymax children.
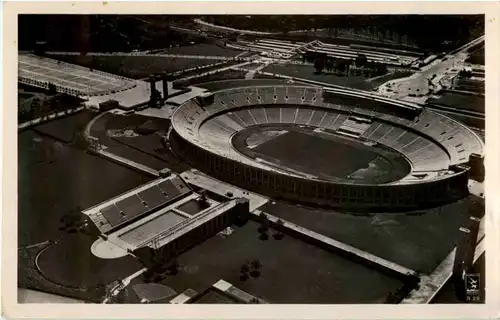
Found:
<box><xmin>171</xmin><ymin>129</ymin><xmax>469</xmax><ymax>211</ymax></box>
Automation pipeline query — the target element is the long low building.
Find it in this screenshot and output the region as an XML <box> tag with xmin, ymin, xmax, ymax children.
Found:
<box><xmin>84</xmin><ymin>174</ymin><xmax>251</xmax><ymax>259</ymax></box>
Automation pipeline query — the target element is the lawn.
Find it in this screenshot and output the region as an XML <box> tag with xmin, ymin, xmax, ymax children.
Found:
<box><xmin>18</xmin><ymin>243</ymin><xmax>107</xmax><ymax>303</ymax></box>
<box><xmin>258</xmin><ymin>196</ymin><xmax>484</xmax><ymax>275</ymax></box>
<box><xmin>18</xmin><ymin>128</ymin><xmax>153</xmax><ymax>247</ymax></box>
<box><xmin>261</xmin><ymin>63</ymin><xmax>413</xmax><ymax>91</ymax></box>
<box><xmin>262</xmin><ymin>63</ymin><xmax>366</xmax><ymax>88</ymax></box>
<box><xmin>89</xmin><ymin>112</ymin><xmax>189</xmax><ymax>173</ymax></box>
<box><xmin>252</xmin><ymin>130</ymin><xmax>380</xmax><ymax>179</ymax></box>
<box><xmin>31</xmin><ymin>110</ymin><xmax>97</xmax><ymax>143</ymax></box>
<box><xmin>36</xmin><ymin>233</ymin><xmax>143</xmax><ymax>289</ymax></box>
<box><xmin>427</xmin><ymin>92</ymin><xmax>485</xmax><ymax>114</ymax></box>
<box><xmin>160</xmin><ymin>43</ymin><xmax>243</xmax><ymax>57</ymax></box>
<box><xmin>50</xmin><ymin>55</ymin><xmax>227</xmax><ymax>79</ymax></box>
<box><xmin>152</xmin><ymin>220</ymin><xmax>402</xmax><ymax>303</ymax></box>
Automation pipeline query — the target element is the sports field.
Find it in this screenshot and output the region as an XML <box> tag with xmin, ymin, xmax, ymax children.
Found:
<box><xmin>36</xmin><ymin>233</ymin><xmax>143</xmax><ymax>289</ymax></box>
<box><xmin>240</xmin><ymin>129</ymin><xmax>409</xmax><ymax>183</ymax></box>
<box><xmin>51</xmin><ymin>55</ymin><xmax>227</xmax><ymax>79</ymax></box>
<box><xmin>258</xmin><ymin>195</ymin><xmax>484</xmax><ymax>274</ymax></box>
<box><xmin>261</xmin><ymin>63</ymin><xmax>413</xmax><ymax>90</ymax></box>
<box><xmin>154</xmin><ymin>220</ymin><xmax>402</xmax><ymax>303</ymax></box>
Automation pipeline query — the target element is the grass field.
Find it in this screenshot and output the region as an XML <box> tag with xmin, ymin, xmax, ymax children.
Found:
<box><xmin>36</xmin><ymin>233</ymin><xmax>143</xmax><ymax>289</ymax></box>
<box><xmin>427</xmin><ymin>92</ymin><xmax>485</xmax><ymax>114</ymax></box>
<box><xmin>155</xmin><ymin>220</ymin><xmax>402</xmax><ymax>303</ymax></box>
<box><xmin>252</xmin><ymin>131</ymin><xmax>382</xmax><ymax>180</ymax></box>
<box><xmin>18</xmin><ymin>243</ymin><xmax>106</xmax><ymax>303</ymax></box>
<box><xmin>258</xmin><ymin>195</ymin><xmax>484</xmax><ymax>274</ymax></box>
<box><xmin>50</xmin><ymin>55</ymin><xmax>227</xmax><ymax>79</ymax></box>
<box><xmin>261</xmin><ymin>63</ymin><xmax>413</xmax><ymax>90</ymax></box>
<box><xmin>160</xmin><ymin>43</ymin><xmax>243</xmax><ymax>57</ymax></box>
<box><xmin>32</xmin><ymin>110</ymin><xmax>97</xmax><ymax>143</ymax></box>
<box><xmin>236</xmin><ymin>128</ymin><xmax>409</xmax><ymax>184</ymax></box>
<box><xmin>89</xmin><ymin>113</ymin><xmax>189</xmax><ymax>173</ymax></box>
<box><xmin>18</xmin><ymin>127</ymin><xmax>153</xmax><ymax>247</ymax></box>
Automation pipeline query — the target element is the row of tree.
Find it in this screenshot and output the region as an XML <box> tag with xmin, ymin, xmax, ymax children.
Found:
<box><xmin>458</xmin><ymin>69</ymin><xmax>474</xmax><ymax>78</ymax></box>
<box><xmin>304</xmin><ymin>52</ymin><xmax>388</xmax><ymax>76</ymax></box>
<box><xmin>18</xmin><ymin>90</ymin><xmax>84</xmax><ymax>124</ymax></box>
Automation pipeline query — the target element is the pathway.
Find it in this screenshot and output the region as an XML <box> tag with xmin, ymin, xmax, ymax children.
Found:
<box><xmin>377</xmin><ymin>35</ymin><xmax>484</xmax><ymax>103</ymax></box>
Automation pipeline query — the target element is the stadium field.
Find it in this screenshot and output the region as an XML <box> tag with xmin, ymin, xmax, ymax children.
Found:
<box><xmin>237</xmin><ymin>129</ymin><xmax>409</xmax><ymax>183</ymax></box>
<box><xmin>155</xmin><ymin>220</ymin><xmax>402</xmax><ymax>303</ymax></box>
<box><xmin>258</xmin><ymin>195</ymin><xmax>484</xmax><ymax>274</ymax></box>
<box><xmin>50</xmin><ymin>55</ymin><xmax>227</xmax><ymax>79</ymax></box>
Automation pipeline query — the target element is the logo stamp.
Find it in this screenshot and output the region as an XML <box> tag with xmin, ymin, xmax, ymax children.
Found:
<box><xmin>465</xmin><ymin>273</ymin><xmax>481</xmax><ymax>302</ymax></box>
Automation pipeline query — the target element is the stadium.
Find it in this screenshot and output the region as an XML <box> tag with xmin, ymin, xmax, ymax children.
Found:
<box><xmin>16</xmin><ymin>14</ymin><xmax>486</xmax><ymax>305</ymax></box>
<box><xmin>170</xmin><ymin>85</ymin><xmax>483</xmax><ymax>210</ymax></box>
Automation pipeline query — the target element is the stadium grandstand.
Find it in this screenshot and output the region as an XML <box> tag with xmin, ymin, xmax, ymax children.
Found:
<box><xmin>170</xmin><ymin>85</ymin><xmax>484</xmax><ymax>210</ymax></box>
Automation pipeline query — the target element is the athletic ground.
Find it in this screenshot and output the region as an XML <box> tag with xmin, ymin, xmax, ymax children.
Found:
<box><xmin>153</xmin><ymin>220</ymin><xmax>402</xmax><ymax>303</ymax></box>
<box><xmin>235</xmin><ymin>128</ymin><xmax>410</xmax><ymax>183</ymax></box>
<box><xmin>258</xmin><ymin>195</ymin><xmax>484</xmax><ymax>274</ymax></box>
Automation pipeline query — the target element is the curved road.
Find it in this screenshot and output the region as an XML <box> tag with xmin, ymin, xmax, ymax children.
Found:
<box><xmin>377</xmin><ymin>35</ymin><xmax>484</xmax><ymax>103</ymax></box>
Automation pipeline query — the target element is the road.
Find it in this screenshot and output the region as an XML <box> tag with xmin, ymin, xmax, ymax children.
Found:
<box><xmin>377</xmin><ymin>35</ymin><xmax>484</xmax><ymax>102</ymax></box>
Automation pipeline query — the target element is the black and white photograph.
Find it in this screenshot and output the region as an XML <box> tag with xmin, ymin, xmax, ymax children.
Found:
<box><xmin>2</xmin><ymin>2</ymin><xmax>499</xmax><ymax>319</ymax></box>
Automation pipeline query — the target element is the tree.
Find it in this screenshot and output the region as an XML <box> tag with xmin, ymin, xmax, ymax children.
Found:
<box><xmin>240</xmin><ymin>264</ymin><xmax>250</xmax><ymax>274</ymax></box>
<box><xmin>58</xmin><ymin>206</ymin><xmax>93</xmax><ymax>235</ymax></box>
<box><xmin>313</xmin><ymin>58</ymin><xmax>325</xmax><ymax>74</ymax></box>
<box><xmin>250</xmin><ymin>259</ymin><xmax>262</xmax><ymax>270</ymax></box>
<box><xmin>258</xmin><ymin>213</ymin><xmax>270</xmax><ymax>234</ymax></box>
<box><xmin>335</xmin><ymin>59</ymin><xmax>347</xmax><ymax>74</ymax></box>
<box><xmin>355</xmin><ymin>54</ymin><xmax>368</xmax><ymax>68</ymax></box>
<box><xmin>48</xmin><ymin>83</ymin><xmax>57</xmax><ymax>95</ymax></box>
<box><xmin>273</xmin><ymin>219</ymin><xmax>285</xmax><ymax>240</ymax></box>
<box><xmin>166</xmin><ymin>259</ymin><xmax>179</xmax><ymax>275</ymax></box>
<box><xmin>249</xmin><ymin>259</ymin><xmax>262</xmax><ymax>278</ymax></box>
<box><xmin>325</xmin><ymin>59</ymin><xmax>334</xmax><ymax>72</ymax></box>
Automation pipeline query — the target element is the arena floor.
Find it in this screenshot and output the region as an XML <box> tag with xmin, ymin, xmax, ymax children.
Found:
<box><xmin>233</xmin><ymin>126</ymin><xmax>411</xmax><ymax>184</ymax></box>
